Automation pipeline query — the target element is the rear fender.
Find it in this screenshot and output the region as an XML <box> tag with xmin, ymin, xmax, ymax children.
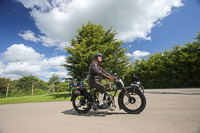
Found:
<box><xmin>70</xmin><ymin>89</ymin><xmax>80</xmax><ymax>101</ymax></box>
<box><xmin>70</xmin><ymin>88</ymin><xmax>84</xmax><ymax>101</ymax></box>
<box><xmin>70</xmin><ymin>88</ymin><xmax>92</xmax><ymax>102</ymax></box>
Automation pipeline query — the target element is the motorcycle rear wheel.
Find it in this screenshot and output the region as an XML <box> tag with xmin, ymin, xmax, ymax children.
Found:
<box><xmin>120</xmin><ymin>89</ymin><xmax>146</xmax><ymax>114</ymax></box>
<box><xmin>72</xmin><ymin>95</ymin><xmax>91</xmax><ymax>114</ymax></box>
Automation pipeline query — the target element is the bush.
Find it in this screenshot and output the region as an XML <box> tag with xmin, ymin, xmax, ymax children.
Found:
<box><xmin>125</xmin><ymin>36</ymin><xmax>200</xmax><ymax>88</ymax></box>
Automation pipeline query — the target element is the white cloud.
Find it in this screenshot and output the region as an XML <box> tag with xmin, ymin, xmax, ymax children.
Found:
<box><xmin>0</xmin><ymin>62</ymin><xmax>5</xmax><ymax>76</ymax></box>
<box><xmin>126</xmin><ymin>50</ymin><xmax>150</xmax><ymax>60</ymax></box>
<box><xmin>39</xmin><ymin>35</ymin><xmax>56</xmax><ymax>47</ymax></box>
<box><xmin>18</xmin><ymin>30</ymin><xmax>68</xmax><ymax>49</ymax></box>
<box><xmin>16</xmin><ymin>0</ymin><xmax>52</xmax><ymax>10</ymax></box>
<box><xmin>17</xmin><ymin>0</ymin><xmax>183</xmax><ymax>43</ymax></box>
<box><xmin>133</xmin><ymin>50</ymin><xmax>151</xmax><ymax>57</ymax></box>
<box><xmin>0</xmin><ymin>44</ymin><xmax>69</xmax><ymax>80</ymax></box>
<box><xmin>18</xmin><ymin>30</ymin><xmax>40</xmax><ymax>42</ymax></box>
<box><xmin>2</xmin><ymin>44</ymin><xmax>44</xmax><ymax>62</ymax></box>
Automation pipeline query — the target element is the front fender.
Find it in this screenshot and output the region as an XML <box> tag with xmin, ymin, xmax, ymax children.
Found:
<box><xmin>126</xmin><ymin>85</ymin><xmax>139</xmax><ymax>90</ymax></box>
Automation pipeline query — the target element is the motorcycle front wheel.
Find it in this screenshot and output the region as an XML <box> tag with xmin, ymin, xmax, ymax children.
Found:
<box><xmin>72</xmin><ymin>95</ymin><xmax>91</xmax><ymax>114</ymax></box>
<box><xmin>120</xmin><ymin>89</ymin><xmax>146</xmax><ymax>114</ymax></box>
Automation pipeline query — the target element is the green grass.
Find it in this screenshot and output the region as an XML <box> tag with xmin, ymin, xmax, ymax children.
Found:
<box><xmin>0</xmin><ymin>91</ymin><xmax>120</xmax><ymax>104</ymax></box>
<box><xmin>0</xmin><ymin>92</ymin><xmax>71</xmax><ymax>104</ymax></box>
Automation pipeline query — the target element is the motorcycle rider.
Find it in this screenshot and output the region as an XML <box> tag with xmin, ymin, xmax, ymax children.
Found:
<box><xmin>88</xmin><ymin>53</ymin><xmax>114</xmax><ymax>109</ymax></box>
<box><xmin>133</xmin><ymin>73</ymin><xmax>139</xmax><ymax>83</ymax></box>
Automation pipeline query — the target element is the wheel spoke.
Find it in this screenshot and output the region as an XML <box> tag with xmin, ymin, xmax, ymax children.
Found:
<box><xmin>125</xmin><ymin>102</ymin><xmax>130</xmax><ymax>106</ymax></box>
<box><xmin>133</xmin><ymin>103</ymin><xmax>138</xmax><ymax>109</ymax></box>
<box><xmin>132</xmin><ymin>104</ymin><xmax>134</xmax><ymax>109</ymax></box>
<box><xmin>72</xmin><ymin>95</ymin><xmax>92</xmax><ymax>114</ymax></box>
<box><xmin>123</xmin><ymin>93</ymin><xmax>142</xmax><ymax>110</ymax></box>
<box><xmin>76</xmin><ymin>97</ymin><xmax>87</xmax><ymax>109</ymax></box>
<box><xmin>120</xmin><ymin>89</ymin><xmax>146</xmax><ymax>114</ymax></box>
<box><xmin>77</xmin><ymin>103</ymin><xmax>81</xmax><ymax>107</ymax></box>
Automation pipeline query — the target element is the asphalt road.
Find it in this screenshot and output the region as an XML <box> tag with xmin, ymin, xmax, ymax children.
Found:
<box><xmin>0</xmin><ymin>88</ymin><xmax>200</xmax><ymax>133</ymax></box>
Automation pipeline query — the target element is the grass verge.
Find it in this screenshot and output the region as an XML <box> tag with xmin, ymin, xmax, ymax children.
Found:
<box><xmin>0</xmin><ymin>91</ymin><xmax>120</xmax><ymax>104</ymax></box>
<box><xmin>0</xmin><ymin>92</ymin><xmax>71</xmax><ymax>104</ymax></box>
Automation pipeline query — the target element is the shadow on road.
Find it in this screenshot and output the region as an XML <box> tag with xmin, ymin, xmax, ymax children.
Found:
<box><xmin>61</xmin><ymin>109</ymin><xmax>130</xmax><ymax>117</ymax></box>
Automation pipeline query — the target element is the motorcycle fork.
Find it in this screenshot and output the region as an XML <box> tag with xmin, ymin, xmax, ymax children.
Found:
<box><xmin>123</xmin><ymin>87</ymin><xmax>136</xmax><ymax>97</ymax></box>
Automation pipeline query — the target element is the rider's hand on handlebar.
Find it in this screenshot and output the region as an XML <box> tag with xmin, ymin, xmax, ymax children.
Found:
<box><xmin>107</xmin><ymin>76</ymin><xmax>114</xmax><ymax>82</ymax></box>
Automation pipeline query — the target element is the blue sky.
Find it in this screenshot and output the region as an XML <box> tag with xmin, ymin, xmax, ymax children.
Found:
<box><xmin>125</xmin><ymin>0</ymin><xmax>200</xmax><ymax>54</ymax></box>
<box><xmin>0</xmin><ymin>0</ymin><xmax>199</xmax><ymax>81</ymax></box>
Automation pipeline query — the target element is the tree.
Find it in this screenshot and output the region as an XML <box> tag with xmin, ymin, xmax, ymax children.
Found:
<box><xmin>64</xmin><ymin>21</ymin><xmax>130</xmax><ymax>80</ymax></box>
<box><xmin>194</xmin><ymin>31</ymin><xmax>200</xmax><ymax>43</ymax></box>
<box><xmin>48</xmin><ymin>74</ymin><xmax>60</xmax><ymax>84</ymax></box>
<box><xmin>48</xmin><ymin>74</ymin><xmax>62</xmax><ymax>93</ymax></box>
<box><xmin>15</xmin><ymin>75</ymin><xmax>48</xmax><ymax>93</ymax></box>
<box><xmin>125</xmin><ymin>33</ymin><xmax>200</xmax><ymax>88</ymax></box>
<box><xmin>0</xmin><ymin>77</ymin><xmax>11</xmax><ymax>93</ymax></box>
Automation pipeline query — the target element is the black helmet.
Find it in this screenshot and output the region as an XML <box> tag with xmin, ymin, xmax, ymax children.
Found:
<box><xmin>94</xmin><ymin>53</ymin><xmax>102</xmax><ymax>60</ymax></box>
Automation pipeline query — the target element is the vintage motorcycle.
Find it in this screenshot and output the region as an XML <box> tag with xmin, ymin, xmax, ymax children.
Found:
<box><xmin>71</xmin><ymin>75</ymin><xmax>146</xmax><ymax>114</ymax></box>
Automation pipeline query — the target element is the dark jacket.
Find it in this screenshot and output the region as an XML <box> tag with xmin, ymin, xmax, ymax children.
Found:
<box><xmin>88</xmin><ymin>60</ymin><xmax>110</xmax><ymax>85</ymax></box>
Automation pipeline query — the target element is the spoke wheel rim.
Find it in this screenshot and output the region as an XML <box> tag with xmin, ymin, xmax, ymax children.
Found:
<box><xmin>123</xmin><ymin>92</ymin><xmax>142</xmax><ymax>111</ymax></box>
<box><xmin>75</xmin><ymin>96</ymin><xmax>89</xmax><ymax>111</ymax></box>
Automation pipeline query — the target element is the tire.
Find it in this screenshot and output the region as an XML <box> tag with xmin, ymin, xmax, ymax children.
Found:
<box><xmin>120</xmin><ymin>89</ymin><xmax>146</xmax><ymax>114</ymax></box>
<box><xmin>72</xmin><ymin>95</ymin><xmax>91</xmax><ymax>114</ymax></box>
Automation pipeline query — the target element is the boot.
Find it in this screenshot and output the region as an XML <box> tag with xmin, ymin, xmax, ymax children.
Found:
<box><xmin>98</xmin><ymin>93</ymin><xmax>108</xmax><ymax>109</ymax></box>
